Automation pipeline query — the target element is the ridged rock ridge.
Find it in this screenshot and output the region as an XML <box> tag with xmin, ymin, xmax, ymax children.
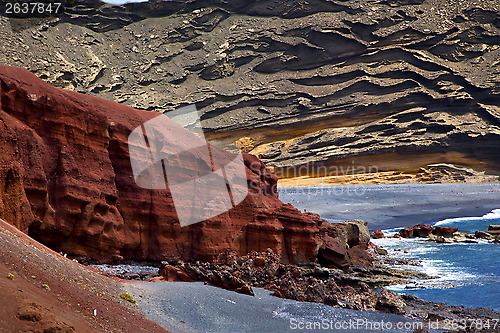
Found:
<box><xmin>1</xmin><ymin>0</ymin><xmax>499</xmax><ymax>183</ymax></box>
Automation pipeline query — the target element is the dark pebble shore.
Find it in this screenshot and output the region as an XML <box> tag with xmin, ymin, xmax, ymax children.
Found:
<box><xmin>125</xmin><ymin>282</ymin><xmax>436</xmax><ymax>333</ymax></box>
<box><xmin>98</xmin><ymin>184</ymin><xmax>500</xmax><ymax>333</ymax></box>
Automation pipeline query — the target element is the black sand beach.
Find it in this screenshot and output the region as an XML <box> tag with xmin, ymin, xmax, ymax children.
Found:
<box><xmin>279</xmin><ymin>184</ymin><xmax>500</xmax><ymax>231</ymax></box>
<box><xmin>125</xmin><ymin>282</ymin><xmax>437</xmax><ymax>333</ymax></box>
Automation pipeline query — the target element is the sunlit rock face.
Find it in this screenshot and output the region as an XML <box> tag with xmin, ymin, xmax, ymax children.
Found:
<box><xmin>1</xmin><ymin>0</ymin><xmax>499</xmax><ymax>183</ymax></box>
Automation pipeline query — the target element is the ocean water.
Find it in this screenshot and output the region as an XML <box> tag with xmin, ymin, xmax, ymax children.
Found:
<box><xmin>279</xmin><ymin>183</ymin><xmax>500</xmax><ymax>231</ymax></box>
<box><xmin>278</xmin><ymin>185</ymin><xmax>500</xmax><ymax>311</ymax></box>
<box><xmin>374</xmin><ymin>209</ymin><xmax>500</xmax><ymax>311</ymax></box>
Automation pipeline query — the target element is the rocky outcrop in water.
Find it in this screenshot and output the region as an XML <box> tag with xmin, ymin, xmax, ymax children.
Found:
<box><xmin>370</xmin><ymin>230</ymin><xmax>385</xmax><ymax>239</ymax></box>
<box><xmin>396</xmin><ymin>223</ymin><xmax>500</xmax><ymax>243</ymax></box>
<box><xmin>398</xmin><ymin>224</ymin><xmax>439</xmax><ymax>238</ymax></box>
<box><xmin>487</xmin><ymin>224</ymin><xmax>500</xmax><ymax>236</ymax></box>
<box><xmin>1</xmin><ymin>0</ymin><xmax>499</xmax><ymax>184</ymax></box>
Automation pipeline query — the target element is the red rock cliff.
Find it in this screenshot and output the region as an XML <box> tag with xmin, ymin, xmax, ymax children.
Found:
<box><xmin>0</xmin><ymin>66</ymin><xmax>370</xmax><ymax>267</ymax></box>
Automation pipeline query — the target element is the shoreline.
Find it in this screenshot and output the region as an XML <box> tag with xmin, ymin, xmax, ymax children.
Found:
<box><xmin>278</xmin><ymin>183</ymin><xmax>500</xmax><ymax>231</ymax></box>
<box><xmin>372</xmin><ymin>220</ymin><xmax>500</xmax><ymax>312</ymax></box>
<box><xmin>126</xmin><ymin>281</ymin><xmax>436</xmax><ymax>333</ymax></box>
<box><xmin>276</xmin><ymin>165</ymin><xmax>500</xmax><ymax>188</ymax></box>
<box><xmin>80</xmin><ymin>183</ymin><xmax>500</xmax><ymax>333</ymax></box>
<box><xmin>95</xmin><ymin>241</ymin><xmax>500</xmax><ymax>333</ymax></box>
<box><xmin>277</xmin><ymin>177</ymin><xmax>500</xmax><ymax>188</ymax></box>
<box><xmin>125</xmin><ymin>277</ymin><xmax>500</xmax><ymax>333</ymax></box>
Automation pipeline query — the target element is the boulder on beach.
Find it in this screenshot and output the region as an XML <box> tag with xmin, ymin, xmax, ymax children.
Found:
<box><xmin>153</xmin><ymin>260</ymin><xmax>255</xmax><ymax>296</ymax></box>
<box><xmin>344</xmin><ymin>220</ymin><xmax>371</xmax><ymax>248</ymax></box>
<box><xmin>375</xmin><ymin>288</ymin><xmax>406</xmax><ymax>315</ymax></box>
<box><xmin>318</xmin><ymin>220</ymin><xmax>373</xmax><ymax>269</ymax></box>
<box><xmin>156</xmin><ymin>262</ymin><xmax>194</xmax><ymax>282</ymax></box>
<box><xmin>318</xmin><ymin>236</ymin><xmax>349</xmax><ymax>268</ymax></box>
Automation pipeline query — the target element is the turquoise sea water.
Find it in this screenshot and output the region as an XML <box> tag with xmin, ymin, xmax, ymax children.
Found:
<box><xmin>278</xmin><ymin>184</ymin><xmax>500</xmax><ymax>311</ymax></box>
<box><xmin>374</xmin><ymin>210</ymin><xmax>500</xmax><ymax>311</ymax></box>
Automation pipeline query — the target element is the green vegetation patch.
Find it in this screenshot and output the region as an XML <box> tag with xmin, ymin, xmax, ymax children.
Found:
<box><xmin>119</xmin><ymin>292</ymin><xmax>136</xmax><ymax>304</ymax></box>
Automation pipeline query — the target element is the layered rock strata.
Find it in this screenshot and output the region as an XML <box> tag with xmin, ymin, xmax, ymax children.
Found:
<box><xmin>1</xmin><ymin>0</ymin><xmax>499</xmax><ymax>183</ymax></box>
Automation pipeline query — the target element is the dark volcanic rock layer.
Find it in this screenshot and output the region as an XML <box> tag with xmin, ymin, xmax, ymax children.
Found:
<box><xmin>1</xmin><ymin>0</ymin><xmax>500</xmax><ymax>181</ymax></box>
<box><xmin>0</xmin><ymin>65</ymin><xmax>372</xmax><ymax>266</ymax></box>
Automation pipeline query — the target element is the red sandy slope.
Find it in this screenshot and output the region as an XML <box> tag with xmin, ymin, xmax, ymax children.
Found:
<box><xmin>0</xmin><ymin>218</ymin><xmax>169</xmax><ymax>332</ymax></box>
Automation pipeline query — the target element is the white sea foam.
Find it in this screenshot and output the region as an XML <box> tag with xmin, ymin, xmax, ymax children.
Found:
<box><xmin>373</xmin><ymin>236</ymin><xmax>478</xmax><ymax>291</ymax></box>
<box><xmin>386</xmin><ymin>284</ymin><xmax>412</xmax><ymax>292</ymax></box>
<box><xmin>381</xmin><ymin>227</ymin><xmax>403</xmax><ymax>237</ymax></box>
<box><xmin>372</xmin><ymin>238</ymin><xmax>433</xmax><ymax>255</ymax></box>
<box><xmin>434</xmin><ymin>208</ymin><xmax>500</xmax><ymax>226</ymax></box>
<box><xmin>372</xmin><ymin>207</ymin><xmax>499</xmax><ymax>304</ymax></box>
<box><xmin>421</xmin><ymin>259</ymin><xmax>476</xmax><ymax>281</ymax></box>
<box><xmin>385</xmin><ymin>254</ymin><xmax>477</xmax><ymax>291</ymax></box>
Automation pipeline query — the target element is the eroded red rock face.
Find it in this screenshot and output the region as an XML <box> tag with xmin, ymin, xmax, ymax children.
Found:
<box><xmin>0</xmin><ymin>66</ymin><xmax>371</xmax><ymax>267</ymax></box>
<box><xmin>370</xmin><ymin>230</ymin><xmax>385</xmax><ymax>239</ymax></box>
<box><xmin>398</xmin><ymin>224</ymin><xmax>435</xmax><ymax>238</ymax></box>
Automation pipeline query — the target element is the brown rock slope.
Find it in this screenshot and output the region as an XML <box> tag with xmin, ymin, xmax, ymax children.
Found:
<box><xmin>0</xmin><ymin>65</ymin><xmax>370</xmax><ymax>268</ymax></box>
<box><xmin>0</xmin><ymin>218</ymin><xmax>169</xmax><ymax>333</ymax></box>
<box><xmin>1</xmin><ymin>0</ymin><xmax>499</xmax><ymax>183</ymax></box>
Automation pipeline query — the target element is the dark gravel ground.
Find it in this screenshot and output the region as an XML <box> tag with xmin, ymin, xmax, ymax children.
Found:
<box><xmin>126</xmin><ymin>281</ymin><xmax>441</xmax><ymax>333</ymax></box>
